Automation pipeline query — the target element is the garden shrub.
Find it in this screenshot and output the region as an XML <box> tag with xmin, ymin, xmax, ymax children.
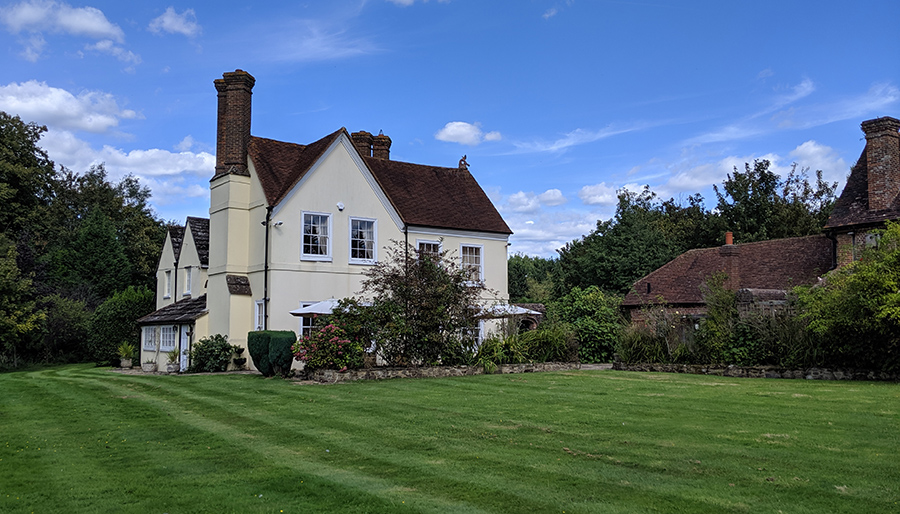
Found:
<box><xmin>247</xmin><ymin>331</ymin><xmax>273</xmax><ymax>377</ymax></box>
<box><xmin>188</xmin><ymin>334</ymin><xmax>234</xmax><ymax>373</ymax></box>
<box><xmin>87</xmin><ymin>285</ymin><xmax>155</xmax><ymax>365</ymax></box>
<box><xmin>268</xmin><ymin>330</ymin><xmax>297</xmax><ymax>378</ymax></box>
<box><xmin>293</xmin><ymin>323</ymin><xmax>364</xmax><ymax>372</ymax></box>
<box><xmin>548</xmin><ymin>286</ymin><xmax>622</xmax><ymax>363</ymax></box>
<box><xmin>475</xmin><ymin>322</ymin><xmax>577</xmax><ymax>372</ymax></box>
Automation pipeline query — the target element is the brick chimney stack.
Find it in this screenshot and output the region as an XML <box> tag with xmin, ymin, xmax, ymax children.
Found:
<box><xmin>861</xmin><ymin>116</ymin><xmax>900</xmax><ymax>211</ymax></box>
<box><xmin>719</xmin><ymin>232</ymin><xmax>740</xmax><ymax>290</ymax></box>
<box><xmin>351</xmin><ymin>131</ymin><xmax>373</xmax><ymax>158</ymax></box>
<box><xmin>372</xmin><ymin>133</ymin><xmax>392</xmax><ymax>160</ymax></box>
<box><xmin>214</xmin><ymin>69</ymin><xmax>256</xmax><ymax>179</ymax></box>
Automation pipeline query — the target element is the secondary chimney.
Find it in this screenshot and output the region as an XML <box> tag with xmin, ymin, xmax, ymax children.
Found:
<box><xmin>719</xmin><ymin>233</ymin><xmax>740</xmax><ymax>290</ymax></box>
<box><xmin>372</xmin><ymin>133</ymin><xmax>392</xmax><ymax>160</ymax></box>
<box><xmin>214</xmin><ymin>69</ymin><xmax>256</xmax><ymax>179</ymax></box>
<box><xmin>861</xmin><ymin>116</ymin><xmax>900</xmax><ymax>211</ymax></box>
<box><xmin>351</xmin><ymin>131</ymin><xmax>373</xmax><ymax>158</ymax></box>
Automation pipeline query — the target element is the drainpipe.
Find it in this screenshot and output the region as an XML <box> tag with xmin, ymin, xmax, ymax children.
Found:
<box><xmin>263</xmin><ymin>205</ymin><xmax>273</xmax><ymax>330</ymax></box>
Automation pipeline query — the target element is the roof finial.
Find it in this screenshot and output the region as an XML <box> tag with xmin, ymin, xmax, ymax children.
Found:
<box><xmin>458</xmin><ymin>155</ymin><xmax>468</xmax><ymax>170</ymax></box>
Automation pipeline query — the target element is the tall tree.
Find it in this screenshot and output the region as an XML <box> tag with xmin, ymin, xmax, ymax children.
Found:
<box><xmin>0</xmin><ymin>234</ymin><xmax>44</xmax><ymax>368</ymax></box>
<box><xmin>0</xmin><ymin>112</ymin><xmax>54</xmax><ymax>238</ymax></box>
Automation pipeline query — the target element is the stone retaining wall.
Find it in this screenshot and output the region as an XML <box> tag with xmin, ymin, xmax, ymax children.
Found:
<box><xmin>613</xmin><ymin>362</ymin><xmax>898</xmax><ymax>381</ymax></box>
<box><xmin>308</xmin><ymin>362</ymin><xmax>581</xmax><ymax>384</ymax></box>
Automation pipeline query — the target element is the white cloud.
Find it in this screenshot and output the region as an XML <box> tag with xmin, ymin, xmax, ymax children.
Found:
<box><xmin>0</xmin><ymin>80</ymin><xmax>140</xmax><ymax>133</ymax></box>
<box><xmin>0</xmin><ymin>0</ymin><xmax>126</xmax><ymax>60</ymax></box>
<box><xmin>578</xmin><ymin>182</ymin><xmax>618</xmax><ymax>206</ymax></box>
<box><xmin>542</xmin><ymin>8</ymin><xmax>557</xmax><ymax>19</ymax></box>
<box><xmin>259</xmin><ymin>21</ymin><xmax>376</xmax><ymax>62</ymax></box>
<box><xmin>538</xmin><ymin>188</ymin><xmax>567</xmax><ymax>206</ymax></box>
<box><xmin>42</xmin><ymin>129</ymin><xmax>214</xmax><ymax>176</ymax></box>
<box><xmin>149</xmin><ymin>7</ymin><xmax>201</xmax><ymax>37</ymax></box>
<box><xmin>175</xmin><ymin>135</ymin><xmax>195</xmax><ymax>152</ymax></box>
<box><xmin>84</xmin><ymin>39</ymin><xmax>141</xmax><ymax>65</ymax></box>
<box><xmin>512</xmin><ymin>123</ymin><xmax>645</xmax><ymax>153</ymax></box>
<box><xmin>788</xmin><ymin>140</ymin><xmax>849</xmax><ymax>186</ymax></box>
<box><xmin>385</xmin><ymin>0</ymin><xmax>451</xmax><ymax>5</ymax></box>
<box><xmin>506</xmin><ymin>209</ymin><xmax>598</xmax><ymax>257</ymax></box>
<box><xmin>435</xmin><ymin>121</ymin><xmax>501</xmax><ymax>146</ymax></box>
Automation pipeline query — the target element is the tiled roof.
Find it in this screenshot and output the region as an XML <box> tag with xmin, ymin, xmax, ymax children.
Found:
<box><xmin>186</xmin><ymin>217</ymin><xmax>210</xmax><ymax>266</ymax></box>
<box><xmin>248</xmin><ymin>129</ymin><xmax>343</xmax><ymax>207</ymax></box>
<box><xmin>226</xmin><ymin>275</ymin><xmax>252</xmax><ymax>295</ymax></box>
<box><xmin>247</xmin><ymin>129</ymin><xmax>512</xmax><ymax>235</ymax></box>
<box><xmin>168</xmin><ymin>225</ymin><xmax>185</xmax><ymax>262</ymax></box>
<box><xmin>824</xmin><ymin>147</ymin><xmax>900</xmax><ymax>229</ymax></box>
<box><xmin>364</xmin><ymin>156</ymin><xmax>512</xmax><ymax>235</ymax></box>
<box><xmin>622</xmin><ymin>235</ymin><xmax>833</xmax><ymax>307</ymax></box>
<box><xmin>138</xmin><ymin>294</ymin><xmax>207</xmax><ymax>325</ymax></box>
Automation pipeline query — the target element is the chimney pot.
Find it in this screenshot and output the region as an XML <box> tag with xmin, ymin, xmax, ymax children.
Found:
<box><xmin>351</xmin><ymin>131</ymin><xmax>373</xmax><ymax>158</ymax></box>
<box><xmin>861</xmin><ymin>116</ymin><xmax>900</xmax><ymax>211</ymax></box>
<box><xmin>725</xmin><ymin>232</ymin><xmax>733</xmax><ymax>245</ymax></box>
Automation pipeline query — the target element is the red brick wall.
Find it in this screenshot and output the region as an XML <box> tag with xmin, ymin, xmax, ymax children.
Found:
<box><xmin>862</xmin><ymin>117</ymin><xmax>900</xmax><ymax>211</ymax></box>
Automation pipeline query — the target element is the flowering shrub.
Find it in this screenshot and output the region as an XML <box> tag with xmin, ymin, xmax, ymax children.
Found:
<box><xmin>292</xmin><ymin>323</ymin><xmax>364</xmax><ymax>372</ymax></box>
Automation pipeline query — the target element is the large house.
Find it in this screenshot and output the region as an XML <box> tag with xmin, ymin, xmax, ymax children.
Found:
<box><xmin>622</xmin><ymin>115</ymin><xmax>900</xmax><ymax>321</ymax></box>
<box><xmin>139</xmin><ymin>70</ymin><xmax>512</xmax><ymax>370</ymax></box>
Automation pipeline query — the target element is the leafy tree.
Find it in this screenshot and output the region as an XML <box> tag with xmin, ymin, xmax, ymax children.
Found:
<box><xmin>357</xmin><ymin>241</ymin><xmax>489</xmax><ymax>366</ymax></box>
<box><xmin>87</xmin><ymin>285</ymin><xmax>155</xmax><ymax>365</ymax></box>
<box><xmin>548</xmin><ymin>286</ymin><xmax>623</xmax><ymax>363</ymax></box>
<box><xmin>508</xmin><ymin>253</ymin><xmax>557</xmax><ymax>303</ymax></box>
<box><xmin>0</xmin><ymin>234</ymin><xmax>44</xmax><ymax>368</ymax></box>
<box><xmin>0</xmin><ymin>112</ymin><xmax>54</xmax><ymax>238</ymax></box>
<box><xmin>714</xmin><ymin>160</ymin><xmax>837</xmax><ymax>243</ymax></box>
<box><xmin>36</xmin><ymin>294</ymin><xmax>92</xmax><ymax>364</ymax></box>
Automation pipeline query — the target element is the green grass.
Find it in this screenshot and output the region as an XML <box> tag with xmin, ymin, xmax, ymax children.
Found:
<box><xmin>1</xmin><ymin>365</ymin><xmax>897</xmax><ymax>513</ymax></box>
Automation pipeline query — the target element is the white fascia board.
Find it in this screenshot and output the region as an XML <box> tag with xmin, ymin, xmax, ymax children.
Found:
<box><xmin>407</xmin><ymin>226</ymin><xmax>510</xmax><ymax>242</ymax></box>
<box><xmin>270</xmin><ymin>134</ymin><xmax>404</xmax><ymax>231</ymax></box>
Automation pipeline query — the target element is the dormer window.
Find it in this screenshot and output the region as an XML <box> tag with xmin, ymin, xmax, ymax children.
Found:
<box><xmin>164</xmin><ymin>270</ymin><xmax>172</xmax><ymax>299</ymax></box>
<box><xmin>183</xmin><ymin>266</ymin><xmax>192</xmax><ymax>296</ymax></box>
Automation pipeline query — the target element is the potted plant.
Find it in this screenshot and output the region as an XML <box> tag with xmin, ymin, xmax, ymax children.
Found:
<box><xmin>166</xmin><ymin>348</ymin><xmax>181</xmax><ymax>373</ymax></box>
<box><xmin>142</xmin><ymin>359</ymin><xmax>157</xmax><ymax>373</ymax></box>
<box><xmin>232</xmin><ymin>345</ymin><xmax>247</xmax><ymax>369</ymax></box>
<box><xmin>117</xmin><ymin>342</ymin><xmax>135</xmax><ymax>368</ymax></box>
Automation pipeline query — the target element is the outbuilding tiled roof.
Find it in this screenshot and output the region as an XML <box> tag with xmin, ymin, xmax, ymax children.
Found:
<box><xmin>137</xmin><ymin>295</ymin><xmax>207</xmax><ymax>325</ymax></box>
<box><xmin>186</xmin><ymin>217</ymin><xmax>210</xmax><ymax>266</ymax></box>
<box><xmin>247</xmin><ymin>129</ymin><xmax>512</xmax><ymax>235</ymax></box>
<box><xmin>824</xmin><ymin>148</ymin><xmax>900</xmax><ymax>229</ymax></box>
<box><xmin>622</xmin><ymin>235</ymin><xmax>833</xmax><ymax>307</ymax></box>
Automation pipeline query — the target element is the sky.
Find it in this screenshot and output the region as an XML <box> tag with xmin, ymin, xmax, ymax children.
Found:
<box><xmin>1</xmin><ymin>0</ymin><xmax>898</xmax><ymax>257</ymax></box>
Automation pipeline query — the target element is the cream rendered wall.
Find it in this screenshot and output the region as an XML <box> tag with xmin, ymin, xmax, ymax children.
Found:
<box><xmin>177</xmin><ymin>226</ymin><xmax>207</xmax><ymax>300</ymax></box>
<box><xmin>155</xmin><ymin>232</ymin><xmax>178</xmax><ymax>309</ymax></box>
<box><xmin>207</xmin><ymin>173</ymin><xmax>254</xmax><ymax>350</ymax></box>
<box><xmin>252</xmin><ymin>137</ymin><xmax>405</xmax><ymax>335</ymax></box>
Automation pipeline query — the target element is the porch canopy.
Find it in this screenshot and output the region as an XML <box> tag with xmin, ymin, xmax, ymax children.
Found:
<box><xmin>289</xmin><ymin>300</ymin><xmax>538</xmax><ymax>319</ymax></box>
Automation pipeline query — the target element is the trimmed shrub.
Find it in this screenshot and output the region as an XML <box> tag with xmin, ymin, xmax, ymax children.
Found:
<box><xmin>268</xmin><ymin>330</ymin><xmax>297</xmax><ymax>378</ymax></box>
<box><xmin>88</xmin><ymin>285</ymin><xmax>155</xmax><ymax>365</ymax></box>
<box><xmin>247</xmin><ymin>331</ymin><xmax>273</xmax><ymax>377</ymax></box>
<box><xmin>188</xmin><ymin>334</ymin><xmax>233</xmax><ymax>373</ymax></box>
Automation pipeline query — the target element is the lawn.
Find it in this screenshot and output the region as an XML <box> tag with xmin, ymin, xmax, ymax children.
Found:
<box><xmin>1</xmin><ymin>365</ymin><xmax>897</xmax><ymax>513</ymax></box>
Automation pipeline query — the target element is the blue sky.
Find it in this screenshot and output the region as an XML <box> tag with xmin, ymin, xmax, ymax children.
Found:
<box><xmin>1</xmin><ymin>0</ymin><xmax>898</xmax><ymax>257</ymax></box>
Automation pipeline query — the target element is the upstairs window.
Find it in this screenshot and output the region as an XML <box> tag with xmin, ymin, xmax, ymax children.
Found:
<box><xmin>461</xmin><ymin>244</ymin><xmax>483</xmax><ymax>283</ymax></box>
<box><xmin>183</xmin><ymin>266</ymin><xmax>192</xmax><ymax>296</ymax></box>
<box><xmin>164</xmin><ymin>270</ymin><xmax>172</xmax><ymax>298</ymax></box>
<box><xmin>417</xmin><ymin>240</ymin><xmax>441</xmax><ymax>261</ymax></box>
<box><xmin>349</xmin><ymin>218</ymin><xmax>376</xmax><ymax>264</ymax></box>
<box><xmin>302</xmin><ymin>212</ymin><xmax>331</xmax><ymax>261</ymax></box>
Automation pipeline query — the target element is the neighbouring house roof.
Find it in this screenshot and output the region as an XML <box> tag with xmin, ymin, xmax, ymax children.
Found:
<box><xmin>168</xmin><ymin>225</ymin><xmax>185</xmax><ymax>262</ymax></box>
<box><xmin>138</xmin><ymin>294</ymin><xmax>207</xmax><ymax>325</ymax></box>
<box><xmin>248</xmin><ymin>129</ymin><xmax>512</xmax><ymax>235</ymax></box>
<box><xmin>825</xmin><ymin>147</ymin><xmax>900</xmax><ymax>230</ymax></box>
<box><xmin>622</xmin><ymin>235</ymin><xmax>833</xmax><ymax>307</ymax></box>
<box><xmin>186</xmin><ymin>216</ymin><xmax>210</xmax><ymax>266</ymax></box>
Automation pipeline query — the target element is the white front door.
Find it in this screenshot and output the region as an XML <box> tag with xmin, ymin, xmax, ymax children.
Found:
<box><xmin>180</xmin><ymin>325</ymin><xmax>190</xmax><ymax>370</ymax></box>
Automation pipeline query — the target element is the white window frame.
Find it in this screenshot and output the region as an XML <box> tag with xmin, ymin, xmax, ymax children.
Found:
<box><xmin>160</xmin><ymin>326</ymin><xmax>176</xmax><ymax>352</ymax></box>
<box><xmin>460</xmin><ymin>244</ymin><xmax>484</xmax><ymax>284</ymax></box>
<box><xmin>164</xmin><ymin>270</ymin><xmax>172</xmax><ymax>299</ymax></box>
<box><xmin>255</xmin><ymin>300</ymin><xmax>266</xmax><ymax>331</ymax></box>
<box><xmin>298</xmin><ymin>302</ymin><xmax>316</xmax><ymax>338</ymax></box>
<box><xmin>416</xmin><ymin>239</ymin><xmax>442</xmax><ymax>260</ymax></box>
<box><xmin>183</xmin><ymin>266</ymin><xmax>192</xmax><ymax>296</ymax></box>
<box><xmin>142</xmin><ymin>326</ymin><xmax>158</xmax><ymax>351</ymax></box>
<box><xmin>301</xmin><ymin>211</ymin><xmax>332</xmax><ymax>261</ymax></box>
<box><xmin>349</xmin><ymin>217</ymin><xmax>377</xmax><ymax>265</ymax></box>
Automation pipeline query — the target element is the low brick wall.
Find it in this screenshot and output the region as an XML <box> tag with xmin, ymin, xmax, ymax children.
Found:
<box><xmin>613</xmin><ymin>362</ymin><xmax>898</xmax><ymax>381</ymax></box>
<box><xmin>308</xmin><ymin>362</ymin><xmax>581</xmax><ymax>384</ymax></box>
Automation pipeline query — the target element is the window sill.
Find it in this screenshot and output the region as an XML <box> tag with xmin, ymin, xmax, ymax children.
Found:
<box><xmin>301</xmin><ymin>255</ymin><xmax>333</xmax><ymax>262</ymax></box>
